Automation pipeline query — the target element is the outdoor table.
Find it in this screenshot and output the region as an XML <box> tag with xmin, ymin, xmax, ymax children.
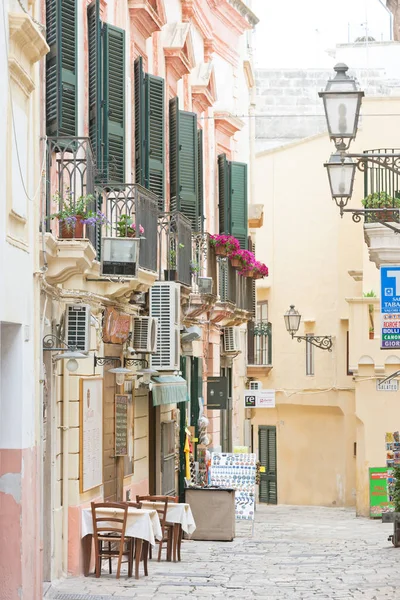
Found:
<box><xmin>81</xmin><ymin>506</ymin><xmax>162</xmax><ymax>576</ymax></box>
<box><xmin>140</xmin><ymin>501</ymin><xmax>196</xmax><ymax>562</ymax></box>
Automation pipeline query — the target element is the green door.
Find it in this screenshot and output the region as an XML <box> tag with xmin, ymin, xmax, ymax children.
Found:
<box><xmin>258</xmin><ymin>425</ymin><xmax>277</xmax><ymax>504</ymax></box>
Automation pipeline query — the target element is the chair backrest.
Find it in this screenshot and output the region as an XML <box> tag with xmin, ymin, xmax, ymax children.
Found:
<box><xmin>124</xmin><ymin>501</ymin><xmax>142</xmax><ymax>509</ymax></box>
<box><xmin>136</xmin><ymin>495</ymin><xmax>169</xmax><ymax>529</ymax></box>
<box><xmin>91</xmin><ymin>502</ymin><xmax>128</xmax><ymax>541</ymax></box>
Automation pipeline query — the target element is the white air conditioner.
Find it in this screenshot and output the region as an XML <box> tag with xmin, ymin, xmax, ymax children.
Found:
<box><xmin>198</xmin><ymin>277</ymin><xmax>213</xmax><ymax>295</ymax></box>
<box><xmin>132</xmin><ymin>316</ymin><xmax>158</xmax><ymax>353</ymax></box>
<box><xmin>101</xmin><ymin>237</ymin><xmax>140</xmax><ymax>278</ymax></box>
<box><xmin>249</xmin><ymin>380</ymin><xmax>262</xmax><ymax>391</ymax></box>
<box><xmin>223</xmin><ymin>327</ymin><xmax>241</xmax><ymax>354</ymax></box>
<box><xmin>65</xmin><ymin>304</ymin><xmax>91</xmax><ymax>352</ymax></box>
<box><xmin>150</xmin><ymin>282</ymin><xmax>180</xmax><ymax>370</ymax></box>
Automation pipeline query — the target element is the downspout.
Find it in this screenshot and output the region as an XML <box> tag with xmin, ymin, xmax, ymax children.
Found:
<box><xmin>62</xmin><ymin>362</ymin><xmax>69</xmax><ymax>576</ymax></box>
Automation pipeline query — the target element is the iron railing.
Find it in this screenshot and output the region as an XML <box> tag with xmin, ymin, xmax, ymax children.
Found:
<box><xmin>247</xmin><ymin>321</ymin><xmax>272</xmax><ymax>366</ymax></box>
<box><xmin>191</xmin><ymin>233</ymin><xmax>218</xmax><ymax>295</ymax></box>
<box><xmin>363</xmin><ymin>149</ymin><xmax>400</xmax><ymax>223</ymax></box>
<box><xmin>45</xmin><ymin>137</ymin><xmax>99</xmax><ymax>251</ymax></box>
<box><xmin>99</xmin><ymin>184</ymin><xmax>158</xmax><ymax>272</ymax></box>
<box><xmin>158</xmin><ymin>212</ymin><xmax>192</xmax><ymax>286</ymax></box>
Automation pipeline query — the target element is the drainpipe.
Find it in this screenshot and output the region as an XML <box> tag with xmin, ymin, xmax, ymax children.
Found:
<box><xmin>62</xmin><ymin>362</ymin><xmax>69</xmax><ymax>576</ymax></box>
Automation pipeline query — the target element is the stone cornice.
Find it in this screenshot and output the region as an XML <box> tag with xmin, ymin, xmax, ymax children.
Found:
<box><xmin>128</xmin><ymin>0</ymin><xmax>166</xmax><ymax>38</ymax></box>
<box><xmin>163</xmin><ymin>23</ymin><xmax>195</xmax><ymax>80</ymax></box>
<box><xmin>207</xmin><ymin>0</ymin><xmax>256</xmax><ymax>34</ymax></box>
<box><xmin>8</xmin><ymin>13</ymin><xmax>49</xmax><ymax>64</ymax></box>
<box><xmin>191</xmin><ymin>62</ymin><xmax>217</xmax><ymax>112</ymax></box>
<box><xmin>214</xmin><ymin>111</ymin><xmax>244</xmax><ymax>137</ymax></box>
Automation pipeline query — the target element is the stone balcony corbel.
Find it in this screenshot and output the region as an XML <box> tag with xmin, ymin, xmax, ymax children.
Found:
<box><xmin>128</xmin><ymin>0</ymin><xmax>166</xmax><ymax>39</ymax></box>
<box><xmin>162</xmin><ymin>23</ymin><xmax>195</xmax><ymax>81</ymax></box>
<box><xmin>248</xmin><ymin>204</ymin><xmax>264</xmax><ymax>229</ymax></box>
<box><xmin>364</xmin><ymin>222</ymin><xmax>400</xmax><ymax>268</ymax></box>
<box><xmin>190</xmin><ymin>62</ymin><xmax>217</xmax><ymax>113</ymax></box>
<box><xmin>210</xmin><ymin>300</ymin><xmax>236</xmax><ymax>325</ymax></box>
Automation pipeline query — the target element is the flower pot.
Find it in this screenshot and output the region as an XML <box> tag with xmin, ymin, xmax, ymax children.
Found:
<box><xmin>230</xmin><ymin>257</ymin><xmax>242</xmax><ymax>269</ymax></box>
<box><xmin>252</xmin><ymin>273</ymin><xmax>264</xmax><ymax>280</ymax></box>
<box><xmin>59</xmin><ymin>215</ymin><xmax>84</xmax><ymax>239</ymax></box>
<box><xmin>215</xmin><ymin>246</ymin><xmax>229</xmax><ymax>257</ymax></box>
<box><xmin>243</xmin><ymin>270</ymin><xmax>256</xmax><ymax>278</ymax></box>
<box><xmin>369</xmin><ymin>331</ymin><xmax>374</xmax><ymax>339</ymax></box>
<box><xmin>164</xmin><ymin>269</ymin><xmax>177</xmax><ymax>281</ymax></box>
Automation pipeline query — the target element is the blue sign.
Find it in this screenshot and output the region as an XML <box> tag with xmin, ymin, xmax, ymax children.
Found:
<box><xmin>380</xmin><ymin>266</ymin><xmax>400</xmax><ymax>348</ymax></box>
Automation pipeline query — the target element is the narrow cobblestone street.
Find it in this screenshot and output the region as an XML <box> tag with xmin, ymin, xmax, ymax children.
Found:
<box><xmin>45</xmin><ymin>505</ymin><xmax>400</xmax><ymax>600</ymax></box>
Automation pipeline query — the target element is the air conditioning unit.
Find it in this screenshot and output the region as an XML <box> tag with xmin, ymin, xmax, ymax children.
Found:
<box><xmin>132</xmin><ymin>316</ymin><xmax>158</xmax><ymax>353</ymax></box>
<box><xmin>150</xmin><ymin>282</ymin><xmax>180</xmax><ymax>371</ymax></box>
<box><xmin>249</xmin><ymin>380</ymin><xmax>262</xmax><ymax>391</ymax></box>
<box><xmin>223</xmin><ymin>327</ymin><xmax>241</xmax><ymax>354</ymax></box>
<box><xmin>198</xmin><ymin>277</ymin><xmax>213</xmax><ymax>295</ymax></box>
<box><xmin>65</xmin><ymin>304</ymin><xmax>91</xmax><ymax>352</ymax></box>
<box><xmin>101</xmin><ymin>237</ymin><xmax>140</xmax><ymax>278</ymax></box>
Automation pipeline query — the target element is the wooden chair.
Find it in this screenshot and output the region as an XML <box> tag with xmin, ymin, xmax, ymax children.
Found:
<box><xmin>91</xmin><ymin>502</ymin><xmax>132</xmax><ymax>578</ymax></box>
<box><xmin>122</xmin><ymin>501</ymin><xmax>149</xmax><ymax>578</ymax></box>
<box><xmin>136</xmin><ymin>495</ymin><xmax>173</xmax><ymax>561</ymax></box>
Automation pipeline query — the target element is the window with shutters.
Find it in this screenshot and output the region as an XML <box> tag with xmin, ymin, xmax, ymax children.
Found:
<box><xmin>88</xmin><ymin>0</ymin><xmax>102</xmax><ymax>169</ymax></box>
<box><xmin>218</xmin><ymin>154</ymin><xmax>248</xmax><ymax>249</ymax></box>
<box><xmin>134</xmin><ymin>57</ymin><xmax>165</xmax><ymax>210</ymax></box>
<box><xmin>46</xmin><ymin>0</ymin><xmax>77</xmax><ymax>137</ymax></box>
<box><xmin>169</xmin><ymin>97</ymin><xmax>199</xmax><ymax>230</ymax></box>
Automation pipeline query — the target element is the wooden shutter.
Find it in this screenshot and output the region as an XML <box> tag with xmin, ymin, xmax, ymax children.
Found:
<box><xmin>103</xmin><ymin>24</ymin><xmax>125</xmax><ymax>184</ymax></box>
<box><xmin>259</xmin><ymin>426</ymin><xmax>277</xmax><ymax>504</ymax></box>
<box><xmin>46</xmin><ymin>0</ymin><xmax>77</xmax><ymax>136</ymax></box>
<box><xmin>134</xmin><ymin>56</ymin><xmax>146</xmax><ymax>188</ymax></box>
<box><xmin>146</xmin><ymin>74</ymin><xmax>165</xmax><ymax>210</ymax></box>
<box><xmin>197</xmin><ymin>129</ymin><xmax>204</xmax><ymax>232</ymax></box>
<box><xmin>230</xmin><ymin>161</ymin><xmax>248</xmax><ymax>249</ymax></box>
<box><xmin>169</xmin><ymin>97</ymin><xmax>180</xmax><ymax>213</ymax></box>
<box><xmin>88</xmin><ymin>0</ymin><xmax>102</xmax><ymax>168</ymax></box>
<box><xmin>179</xmin><ymin>111</ymin><xmax>198</xmax><ymax>229</ymax></box>
<box><xmin>218</xmin><ymin>153</ymin><xmax>229</xmax><ymax>234</ymax></box>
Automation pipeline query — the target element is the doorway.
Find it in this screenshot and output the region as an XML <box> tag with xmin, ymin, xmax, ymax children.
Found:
<box><xmin>258</xmin><ymin>425</ymin><xmax>277</xmax><ymax>504</ymax></box>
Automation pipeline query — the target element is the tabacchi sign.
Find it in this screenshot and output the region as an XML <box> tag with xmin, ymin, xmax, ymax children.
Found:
<box><xmin>380</xmin><ymin>266</ymin><xmax>400</xmax><ymax>349</ymax></box>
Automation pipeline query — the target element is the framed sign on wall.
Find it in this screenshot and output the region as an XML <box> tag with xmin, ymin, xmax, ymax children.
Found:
<box><xmin>80</xmin><ymin>376</ymin><xmax>103</xmax><ymax>493</ymax></box>
<box><xmin>115</xmin><ymin>394</ymin><xmax>128</xmax><ymax>456</ymax></box>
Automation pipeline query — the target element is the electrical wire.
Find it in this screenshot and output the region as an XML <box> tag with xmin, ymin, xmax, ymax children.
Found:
<box><xmin>199</xmin><ymin>113</ymin><xmax>400</xmax><ymax>120</ymax></box>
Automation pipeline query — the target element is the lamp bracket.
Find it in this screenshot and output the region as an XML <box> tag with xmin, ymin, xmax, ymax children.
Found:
<box><xmin>43</xmin><ymin>334</ymin><xmax>74</xmax><ymax>352</ymax></box>
<box><xmin>94</xmin><ymin>355</ymin><xmax>122</xmax><ymax>368</ymax></box>
<box><xmin>124</xmin><ymin>357</ymin><xmax>149</xmax><ymax>368</ymax></box>
<box><xmin>347</xmin><ymin>152</ymin><xmax>400</xmax><ymax>176</ymax></box>
<box><xmin>340</xmin><ymin>208</ymin><xmax>400</xmax><ymax>234</ymax></box>
<box><xmin>292</xmin><ymin>334</ymin><xmax>333</xmax><ymax>352</ymax></box>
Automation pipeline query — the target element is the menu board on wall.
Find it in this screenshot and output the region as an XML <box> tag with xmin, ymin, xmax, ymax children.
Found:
<box><xmin>115</xmin><ymin>395</ymin><xmax>128</xmax><ymax>456</ymax></box>
<box><xmin>80</xmin><ymin>377</ymin><xmax>103</xmax><ymax>493</ymax></box>
<box><xmin>210</xmin><ymin>452</ymin><xmax>256</xmax><ymax>521</ymax></box>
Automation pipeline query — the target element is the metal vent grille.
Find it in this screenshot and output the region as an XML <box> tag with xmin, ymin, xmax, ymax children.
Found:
<box><xmin>65</xmin><ymin>304</ymin><xmax>90</xmax><ymax>352</ymax></box>
<box><xmin>223</xmin><ymin>327</ymin><xmax>239</xmax><ymax>353</ymax></box>
<box><xmin>132</xmin><ymin>317</ymin><xmax>157</xmax><ymax>353</ymax></box>
<box><xmin>249</xmin><ymin>381</ymin><xmax>262</xmax><ymax>391</ymax></box>
<box><xmin>150</xmin><ymin>283</ymin><xmax>180</xmax><ymax>370</ymax></box>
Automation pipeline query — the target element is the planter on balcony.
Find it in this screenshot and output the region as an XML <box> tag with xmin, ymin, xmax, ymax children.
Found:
<box><xmin>230</xmin><ymin>257</ymin><xmax>242</xmax><ymax>268</ymax></box>
<box><xmin>215</xmin><ymin>246</ymin><xmax>230</xmax><ymax>257</ymax></box>
<box><xmin>364</xmin><ymin>222</ymin><xmax>400</xmax><ymax>268</ymax></box>
<box><xmin>59</xmin><ymin>216</ymin><xmax>84</xmax><ymax>239</ymax></box>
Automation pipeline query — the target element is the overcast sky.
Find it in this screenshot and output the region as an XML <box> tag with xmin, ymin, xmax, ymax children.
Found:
<box><xmin>252</xmin><ymin>0</ymin><xmax>392</xmax><ymax>68</ymax></box>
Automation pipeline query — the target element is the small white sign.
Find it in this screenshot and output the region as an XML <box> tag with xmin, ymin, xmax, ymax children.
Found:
<box><xmin>244</xmin><ymin>389</ymin><xmax>276</xmax><ymax>408</ymax></box>
<box><xmin>377</xmin><ymin>379</ymin><xmax>399</xmax><ymax>391</ymax></box>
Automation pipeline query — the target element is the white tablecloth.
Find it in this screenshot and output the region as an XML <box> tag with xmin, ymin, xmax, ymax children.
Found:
<box><xmin>82</xmin><ymin>507</ymin><xmax>162</xmax><ymax>546</ymax></box>
<box><xmin>140</xmin><ymin>501</ymin><xmax>196</xmax><ymax>534</ymax></box>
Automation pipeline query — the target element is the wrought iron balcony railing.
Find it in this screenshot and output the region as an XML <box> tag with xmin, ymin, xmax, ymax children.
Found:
<box><xmin>247</xmin><ymin>321</ymin><xmax>272</xmax><ymax>366</ymax></box>
<box><xmin>363</xmin><ymin>149</ymin><xmax>400</xmax><ymax>224</ymax></box>
<box><xmin>158</xmin><ymin>212</ymin><xmax>192</xmax><ymax>286</ymax></box>
<box><xmin>99</xmin><ymin>183</ymin><xmax>159</xmax><ymax>272</ymax></box>
<box><xmin>191</xmin><ymin>233</ymin><xmax>218</xmax><ymax>295</ymax></box>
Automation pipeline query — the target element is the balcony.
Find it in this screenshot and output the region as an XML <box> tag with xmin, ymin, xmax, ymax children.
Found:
<box><xmin>183</xmin><ymin>233</ymin><xmax>218</xmax><ymax>319</ymax></box>
<box><xmin>158</xmin><ymin>212</ymin><xmax>192</xmax><ymax>287</ymax></box>
<box><xmin>247</xmin><ymin>320</ymin><xmax>273</xmax><ymax>378</ymax></box>
<box><xmin>211</xmin><ymin>259</ymin><xmax>253</xmax><ymax>325</ymax></box>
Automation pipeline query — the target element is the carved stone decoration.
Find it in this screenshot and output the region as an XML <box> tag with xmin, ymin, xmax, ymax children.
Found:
<box><xmin>162</xmin><ymin>23</ymin><xmax>195</xmax><ymax>80</ymax></box>
<box><xmin>128</xmin><ymin>0</ymin><xmax>166</xmax><ymax>39</ymax></box>
<box><xmin>190</xmin><ymin>62</ymin><xmax>217</xmax><ymax>112</ymax></box>
<box><xmin>364</xmin><ymin>222</ymin><xmax>400</xmax><ymax>268</ymax></box>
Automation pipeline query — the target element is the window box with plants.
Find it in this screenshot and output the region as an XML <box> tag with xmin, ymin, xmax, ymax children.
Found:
<box><xmin>229</xmin><ymin>249</ymin><xmax>269</xmax><ymax>279</ymax></box>
<box><xmin>49</xmin><ymin>192</ymin><xmax>107</xmax><ymax>239</ymax></box>
<box><xmin>210</xmin><ymin>234</ymin><xmax>240</xmax><ymax>257</ymax></box>
<box><xmin>165</xmin><ymin>243</ymin><xmax>184</xmax><ymax>281</ymax></box>
<box><xmin>116</xmin><ymin>215</ymin><xmax>144</xmax><ymax>238</ymax></box>
<box><xmin>362</xmin><ymin>192</ymin><xmax>400</xmax><ymax>223</ymax></box>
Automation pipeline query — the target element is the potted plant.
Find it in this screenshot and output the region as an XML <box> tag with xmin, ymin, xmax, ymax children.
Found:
<box><xmin>190</xmin><ymin>260</ymin><xmax>200</xmax><ymax>275</ymax></box>
<box><xmin>116</xmin><ymin>215</ymin><xmax>144</xmax><ymax>238</ymax></box>
<box><xmin>363</xmin><ymin>291</ymin><xmax>376</xmax><ymax>338</ymax></box>
<box><xmin>49</xmin><ymin>191</ymin><xmax>107</xmax><ymax>239</ymax></box>
<box><xmin>361</xmin><ymin>192</ymin><xmax>400</xmax><ymax>223</ymax></box>
<box><xmin>369</xmin><ymin>327</ymin><xmax>374</xmax><ymax>340</ymax></box>
<box><xmin>229</xmin><ymin>249</ymin><xmax>256</xmax><ymax>276</ymax></box>
<box><xmin>385</xmin><ymin>465</ymin><xmax>400</xmax><ymax>546</ymax></box>
<box><xmin>210</xmin><ymin>234</ymin><xmax>240</xmax><ymax>257</ymax></box>
<box><xmin>252</xmin><ymin>262</ymin><xmax>269</xmax><ymax>279</ymax></box>
<box><xmin>165</xmin><ymin>243</ymin><xmax>184</xmax><ymax>281</ymax></box>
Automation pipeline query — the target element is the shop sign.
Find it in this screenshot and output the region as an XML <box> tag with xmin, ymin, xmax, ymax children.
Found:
<box><xmin>377</xmin><ymin>379</ymin><xmax>399</xmax><ymax>391</ymax></box>
<box><xmin>369</xmin><ymin>467</ymin><xmax>393</xmax><ymax>517</ymax></box>
<box><xmin>103</xmin><ymin>307</ymin><xmax>131</xmax><ymax>344</ymax></box>
<box><xmin>380</xmin><ymin>267</ymin><xmax>400</xmax><ymax>349</ymax></box>
<box><xmin>244</xmin><ymin>390</ymin><xmax>275</xmax><ymax>408</ymax></box>
<box><xmin>115</xmin><ymin>394</ymin><xmax>128</xmax><ymax>456</ymax></box>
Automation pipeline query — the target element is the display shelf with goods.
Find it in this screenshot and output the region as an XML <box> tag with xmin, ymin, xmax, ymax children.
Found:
<box><xmin>210</xmin><ymin>453</ymin><xmax>256</xmax><ymax>521</ymax></box>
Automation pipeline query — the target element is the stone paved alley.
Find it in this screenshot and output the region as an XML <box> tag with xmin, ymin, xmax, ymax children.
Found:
<box><xmin>44</xmin><ymin>505</ymin><xmax>400</xmax><ymax>600</ymax></box>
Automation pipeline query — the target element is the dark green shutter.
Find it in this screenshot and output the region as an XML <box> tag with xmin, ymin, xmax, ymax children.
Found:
<box><xmin>146</xmin><ymin>74</ymin><xmax>165</xmax><ymax>210</ymax></box>
<box><xmin>134</xmin><ymin>56</ymin><xmax>146</xmax><ymax>188</ymax></box>
<box><xmin>103</xmin><ymin>24</ymin><xmax>125</xmax><ymax>184</ymax></box>
<box><xmin>218</xmin><ymin>153</ymin><xmax>229</xmax><ymax>234</ymax></box>
<box><xmin>88</xmin><ymin>0</ymin><xmax>102</xmax><ymax>167</ymax></box>
<box><xmin>197</xmin><ymin>130</ymin><xmax>204</xmax><ymax>232</ymax></box>
<box><xmin>179</xmin><ymin>111</ymin><xmax>198</xmax><ymax>228</ymax></box>
<box><xmin>259</xmin><ymin>426</ymin><xmax>277</xmax><ymax>504</ymax></box>
<box><xmin>169</xmin><ymin>97</ymin><xmax>180</xmax><ymax>212</ymax></box>
<box><xmin>230</xmin><ymin>161</ymin><xmax>248</xmax><ymax>249</ymax></box>
<box><xmin>46</xmin><ymin>0</ymin><xmax>77</xmax><ymax>136</ymax></box>
<box><xmin>190</xmin><ymin>357</ymin><xmax>202</xmax><ymax>460</ymax></box>
<box><xmin>179</xmin><ymin>355</ymin><xmax>187</xmax><ymax>501</ymax></box>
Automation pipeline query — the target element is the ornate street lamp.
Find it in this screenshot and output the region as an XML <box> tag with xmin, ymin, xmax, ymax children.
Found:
<box><xmin>324</xmin><ymin>152</ymin><xmax>357</xmax><ymax>214</ymax></box>
<box><xmin>284</xmin><ymin>305</ymin><xmax>333</xmax><ymax>351</ymax></box>
<box><xmin>319</xmin><ymin>63</ymin><xmax>364</xmax><ymax>151</ymax></box>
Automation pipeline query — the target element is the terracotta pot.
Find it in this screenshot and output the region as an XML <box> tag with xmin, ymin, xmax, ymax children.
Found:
<box><xmin>230</xmin><ymin>257</ymin><xmax>242</xmax><ymax>269</ymax></box>
<box><xmin>369</xmin><ymin>331</ymin><xmax>374</xmax><ymax>339</ymax></box>
<box><xmin>243</xmin><ymin>270</ymin><xmax>256</xmax><ymax>278</ymax></box>
<box><xmin>59</xmin><ymin>215</ymin><xmax>84</xmax><ymax>239</ymax></box>
<box><xmin>215</xmin><ymin>246</ymin><xmax>229</xmax><ymax>257</ymax></box>
<box><xmin>252</xmin><ymin>273</ymin><xmax>263</xmax><ymax>280</ymax></box>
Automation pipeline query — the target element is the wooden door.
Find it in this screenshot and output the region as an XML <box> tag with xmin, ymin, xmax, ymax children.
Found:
<box><xmin>258</xmin><ymin>425</ymin><xmax>277</xmax><ymax>504</ymax></box>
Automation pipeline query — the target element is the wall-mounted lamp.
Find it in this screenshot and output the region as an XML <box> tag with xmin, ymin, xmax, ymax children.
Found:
<box><xmin>53</xmin><ymin>350</ymin><xmax>88</xmax><ymax>372</ymax></box>
<box><xmin>284</xmin><ymin>305</ymin><xmax>333</xmax><ymax>351</ymax></box>
<box><xmin>136</xmin><ymin>368</ymin><xmax>160</xmax><ymax>387</ymax></box>
<box><xmin>43</xmin><ymin>334</ymin><xmax>89</xmax><ymax>371</ymax></box>
<box><xmin>108</xmin><ymin>367</ymin><xmax>133</xmax><ymax>386</ymax></box>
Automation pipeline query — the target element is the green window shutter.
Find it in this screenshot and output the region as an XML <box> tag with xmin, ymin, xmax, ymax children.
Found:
<box><xmin>218</xmin><ymin>153</ymin><xmax>229</xmax><ymax>234</ymax></box>
<box><xmin>169</xmin><ymin>97</ymin><xmax>180</xmax><ymax>213</ymax></box>
<box><xmin>179</xmin><ymin>111</ymin><xmax>198</xmax><ymax>229</ymax></box>
<box><xmin>134</xmin><ymin>56</ymin><xmax>146</xmax><ymax>188</ymax></box>
<box><xmin>103</xmin><ymin>24</ymin><xmax>125</xmax><ymax>184</ymax></box>
<box><xmin>88</xmin><ymin>0</ymin><xmax>102</xmax><ymax>168</ymax></box>
<box><xmin>145</xmin><ymin>74</ymin><xmax>165</xmax><ymax>211</ymax></box>
<box><xmin>197</xmin><ymin>130</ymin><xmax>204</xmax><ymax>232</ymax></box>
<box><xmin>229</xmin><ymin>161</ymin><xmax>248</xmax><ymax>249</ymax></box>
<box><xmin>46</xmin><ymin>0</ymin><xmax>77</xmax><ymax>137</ymax></box>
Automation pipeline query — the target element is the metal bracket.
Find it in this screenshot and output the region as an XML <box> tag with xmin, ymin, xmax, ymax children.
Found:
<box><xmin>94</xmin><ymin>355</ymin><xmax>122</xmax><ymax>368</ymax></box>
<box><xmin>292</xmin><ymin>334</ymin><xmax>333</xmax><ymax>352</ymax></box>
<box><xmin>43</xmin><ymin>334</ymin><xmax>73</xmax><ymax>352</ymax></box>
<box><xmin>124</xmin><ymin>357</ymin><xmax>149</xmax><ymax>368</ymax></box>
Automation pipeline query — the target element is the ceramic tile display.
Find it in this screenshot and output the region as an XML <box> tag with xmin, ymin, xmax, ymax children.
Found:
<box><xmin>210</xmin><ymin>452</ymin><xmax>256</xmax><ymax>521</ymax></box>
